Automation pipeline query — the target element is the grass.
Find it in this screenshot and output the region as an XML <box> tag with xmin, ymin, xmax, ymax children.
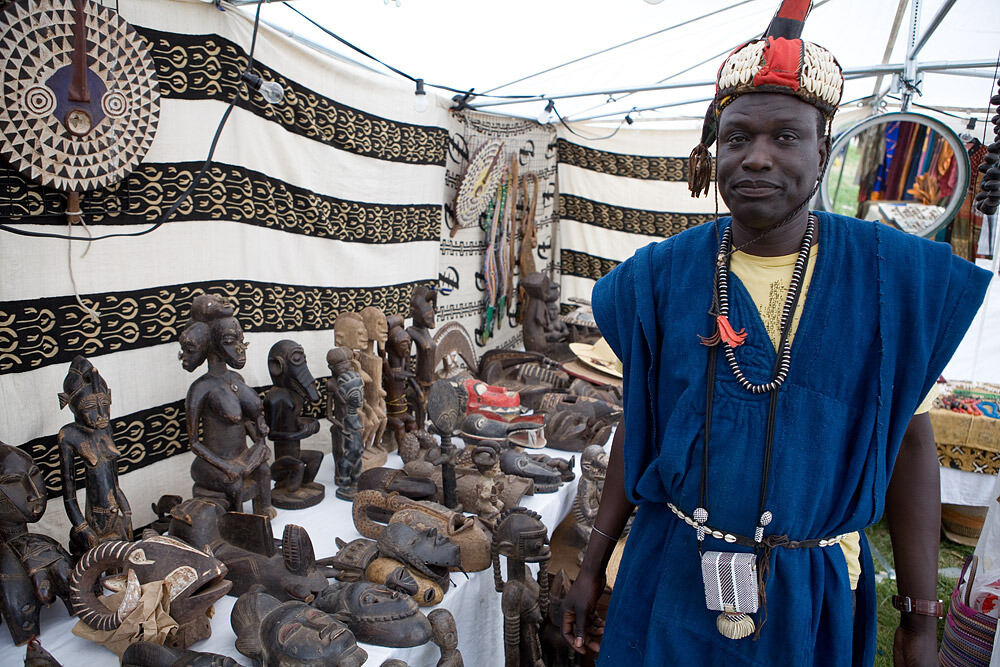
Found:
<box><xmin>828</xmin><ymin>135</ymin><xmax>863</xmax><ymax>218</ymax></box>
<box><xmin>865</xmin><ymin>519</ymin><xmax>976</xmax><ymax>665</ymax></box>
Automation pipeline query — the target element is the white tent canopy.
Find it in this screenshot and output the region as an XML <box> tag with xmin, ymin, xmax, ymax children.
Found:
<box><xmin>248</xmin><ymin>0</ymin><xmax>999</xmax><ymax>125</ymax></box>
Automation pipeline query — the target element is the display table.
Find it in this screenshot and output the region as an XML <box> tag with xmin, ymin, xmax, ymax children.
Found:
<box><xmin>941</xmin><ymin>467</ymin><xmax>998</xmax><ymax>507</ymax></box>
<box><xmin>0</xmin><ymin>436</ymin><xmax>583</xmax><ymax>666</ymax></box>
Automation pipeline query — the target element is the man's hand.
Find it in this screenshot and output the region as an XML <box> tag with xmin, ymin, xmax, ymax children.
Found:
<box><xmin>561</xmin><ymin>569</ymin><xmax>606</xmax><ymax>655</ymax></box>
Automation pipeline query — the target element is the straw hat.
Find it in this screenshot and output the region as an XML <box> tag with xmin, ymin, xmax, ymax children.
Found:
<box><xmin>568</xmin><ymin>337</ymin><xmax>622</xmax><ymax>379</ymax></box>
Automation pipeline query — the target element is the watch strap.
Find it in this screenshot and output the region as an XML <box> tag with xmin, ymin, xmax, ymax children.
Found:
<box><xmin>891</xmin><ymin>595</ymin><xmax>945</xmax><ymax>618</ymax></box>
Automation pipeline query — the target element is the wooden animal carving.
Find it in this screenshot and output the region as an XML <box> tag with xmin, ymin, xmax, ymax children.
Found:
<box><xmin>69</xmin><ymin>533</ymin><xmax>231</xmax><ymax>648</ymax></box>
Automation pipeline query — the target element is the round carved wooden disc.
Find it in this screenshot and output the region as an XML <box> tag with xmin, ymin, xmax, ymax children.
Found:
<box><xmin>0</xmin><ymin>0</ymin><xmax>160</xmax><ymax>192</ymax></box>
<box><xmin>455</xmin><ymin>139</ymin><xmax>504</xmax><ymax>227</ymax></box>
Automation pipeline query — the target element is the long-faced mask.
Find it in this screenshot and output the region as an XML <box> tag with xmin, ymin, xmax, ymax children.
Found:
<box><xmin>311</xmin><ymin>581</ymin><xmax>432</xmax><ymax>648</ymax></box>
<box><xmin>376</xmin><ymin>523</ymin><xmax>461</xmax><ymax>588</ymax></box>
<box><xmin>232</xmin><ymin>590</ymin><xmax>367</xmax><ymax>667</ymax></box>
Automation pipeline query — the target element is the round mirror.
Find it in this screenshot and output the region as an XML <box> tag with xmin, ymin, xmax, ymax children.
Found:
<box><xmin>820</xmin><ymin>112</ymin><xmax>970</xmax><ymax>239</ymax></box>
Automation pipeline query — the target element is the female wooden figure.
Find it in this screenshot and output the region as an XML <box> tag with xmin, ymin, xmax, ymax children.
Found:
<box><xmin>57</xmin><ymin>356</ymin><xmax>132</xmax><ymax>560</ymax></box>
<box><xmin>183</xmin><ymin>299</ymin><xmax>274</xmax><ymax>517</ymax></box>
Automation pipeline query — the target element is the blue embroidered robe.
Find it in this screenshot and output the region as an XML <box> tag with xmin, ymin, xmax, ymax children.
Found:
<box><xmin>591</xmin><ymin>211</ymin><xmax>991</xmax><ymax>666</ymax></box>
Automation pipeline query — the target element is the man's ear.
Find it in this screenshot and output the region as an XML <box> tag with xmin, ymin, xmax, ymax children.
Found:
<box><xmin>817</xmin><ymin>135</ymin><xmax>831</xmax><ymax>180</ymax></box>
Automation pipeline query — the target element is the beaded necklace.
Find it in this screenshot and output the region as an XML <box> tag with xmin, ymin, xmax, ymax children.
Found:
<box><xmin>692</xmin><ymin>213</ymin><xmax>817</xmax><ymax>638</ymax></box>
<box><xmin>715</xmin><ymin>214</ymin><xmax>816</xmax><ymax>394</ymax></box>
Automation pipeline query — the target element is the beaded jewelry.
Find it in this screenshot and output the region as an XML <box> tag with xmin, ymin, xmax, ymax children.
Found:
<box><xmin>716</xmin><ymin>215</ymin><xmax>816</xmax><ymax>394</ymax></box>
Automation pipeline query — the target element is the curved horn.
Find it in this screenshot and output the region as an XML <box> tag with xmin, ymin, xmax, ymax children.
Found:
<box><xmin>69</xmin><ymin>540</ymin><xmax>134</xmax><ymax>631</ymax></box>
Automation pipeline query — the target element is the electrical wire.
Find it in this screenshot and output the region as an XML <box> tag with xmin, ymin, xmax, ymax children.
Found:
<box><xmin>280</xmin><ymin>2</ymin><xmax>533</xmax><ymax>100</ymax></box>
<box><xmin>551</xmin><ymin>105</ymin><xmax>628</xmax><ymax>142</ymax></box>
<box><xmin>0</xmin><ymin>3</ymin><xmax>266</xmax><ymax>241</ymax></box>
<box><xmin>481</xmin><ymin>0</ymin><xmax>760</xmax><ymax>95</ymax></box>
<box><xmin>884</xmin><ymin>94</ymin><xmax>983</xmax><ymax>120</ymax></box>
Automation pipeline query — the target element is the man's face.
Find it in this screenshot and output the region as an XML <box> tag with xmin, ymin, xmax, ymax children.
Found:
<box><xmin>716</xmin><ymin>93</ymin><xmax>827</xmax><ymax>231</ymax></box>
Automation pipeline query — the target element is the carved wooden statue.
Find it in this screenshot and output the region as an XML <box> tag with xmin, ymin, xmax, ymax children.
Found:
<box><xmin>455</xmin><ymin>445</ymin><xmax>504</xmax><ymax>522</ymax></box>
<box><xmin>539</xmin><ymin>570</ymin><xmax>580</xmax><ymax>667</ymax></box>
<box><xmin>428</xmin><ymin>608</ymin><xmax>464</xmax><ymax>667</ymax></box>
<box><xmin>24</xmin><ymin>638</ymin><xmax>64</xmax><ymax>666</ymax></box>
<box><xmin>335</xmin><ymin>312</ymin><xmax>387</xmax><ymax>469</ymax></box>
<box><xmin>0</xmin><ymin>443</ymin><xmax>73</xmax><ymax>645</ymax></box>
<box><xmin>520</xmin><ymin>273</ymin><xmax>567</xmax><ymax>356</ymax></box>
<box><xmin>232</xmin><ymin>589</ymin><xmax>367</xmax><ymax>666</ymax></box>
<box><xmin>426</xmin><ymin>379</ymin><xmax>463</xmax><ymax>509</ymax></box>
<box><xmin>492</xmin><ymin>507</ymin><xmax>550</xmax><ymax>667</ymax></box>
<box><xmin>366</xmin><ymin>522</ymin><xmax>461</xmax><ymax>606</ymax></box>
<box><xmin>211</xmin><ymin>513</ymin><xmax>329</xmax><ymax>602</ymax></box>
<box><xmin>407</xmin><ymin>286</ymin><xmax>438</xmax><ymax>429</ymax></box>
<box><xmin>572</xmin><ymin>444</ymin><xmax>608</xmax><ymax>562</ymax></box>
<box><xmin>360</xmin><ymin>306</ymin><xmax>391</xmax><ymax>449</ymax></box>
<box><xmin>543</xmin><ymin>410</ymin><xmax>613</xmax><ymax>453</ymax></box>
<box><xmin>327</xmin><ymin>347</ymin><xmax>366</xmax><ymax>501</ymax></box>
<box><xmin>182</xmin><ymin>294</ymin><xmax>274</xmax><ymax>517</ymax></box>
<box><xmin>351</xmin><ymin>490</ymin><xmax>492</xmax><ymax>573</ymax></box>
<box><xmin>69</xmin><ymin>532</ymin><xmax>231</xmax><ymax>648</ymax></box>
<box><xmin>385</xmin><ymin>326</ymin><xmax>417</xmax><ymax>449</ymax></box>
<box><xmin>57</xmin><ymin>355</ymin><xmax>132</xmax><ymax>559</ymax></box>
<box><xmin>264</xmin><ymin>340</ymin><xmax>324</xmax><ymax>509</ymax></box>
<box><xmin>500</xmin><ymin>450</ymin><xmax>571</xmax><ymax>493</ymax></box>
<box><xmin>121</xmin><ymin>641</ymin><xmax>239</xmax><ymax>667</ymax></box>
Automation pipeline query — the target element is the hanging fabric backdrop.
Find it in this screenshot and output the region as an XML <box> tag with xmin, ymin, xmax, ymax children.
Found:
<box><xmin>439</xmin><ymin>110</ymin><xmax>559</xmax><ymax>354</ymax></box>
<box><xmin>555</xmin><ymin>125</ymin><xmax>723</xmax><ymax>310</ymax></box>
<box><xmin>0</xmin><ymin>1</ymin><xmax>454</xmax><ymax>537</ymax></box>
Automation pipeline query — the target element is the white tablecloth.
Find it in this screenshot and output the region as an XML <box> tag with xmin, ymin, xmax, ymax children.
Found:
<box><xmin>941</xmin><ymin>467</ymin><xmax>999</xmax><ymax>507</ymax></box>
<box><xmin>0</xmin><ymin>436</ymin><xmax>582</xmax><ymax>667</ymax></box>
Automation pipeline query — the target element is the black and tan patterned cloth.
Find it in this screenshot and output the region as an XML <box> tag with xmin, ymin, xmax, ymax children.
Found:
<box><xmin>0</xmin><ymin>1</ymin><xmax>453</xmax><ymax>538</ymax></box>
<box><xmin>555</xmin><ymin>128</ymin><xmax>725</xmax><ymax>308</ymax></box>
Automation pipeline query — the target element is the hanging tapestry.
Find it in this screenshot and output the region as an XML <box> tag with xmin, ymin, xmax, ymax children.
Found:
<box><xmin>0</xmin><ymin>0</ymin><xmax>449</xmax><ymax>538</ymax></box>
<box><xmin>555</xmin><ymin>126</ymin><xmax>722</xmax><ymax>310</ymax></box>
<box><xmin>440</xmin><ymin>110</ymin><xmax>559</xmax><ymax>355</ymax></box>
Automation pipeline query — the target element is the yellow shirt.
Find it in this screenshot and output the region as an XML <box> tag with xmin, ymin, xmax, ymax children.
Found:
<box><xmin>730</xmin><ymin>245</ymin><xmax>936</xmax><ymax>591</ymax></box>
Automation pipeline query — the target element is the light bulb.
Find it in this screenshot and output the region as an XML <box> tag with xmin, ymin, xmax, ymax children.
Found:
<box><xmin>537</xmin><ymin>100</ymin><xmax>555</xmax><ymax>125</ymax></box>
<box><xmin>413</xmin><ymin>78</ymin><xmax>429</xmax><ymax>113</ymax></box>
<box><xmin>240</xmin><ymin>70</ymin><xmax>285</xmax><ymax>105</ymax></box>
<box><xmin>259</xmin><ymin>80</ymin><xmax>285</xmax><ymax>104</ymax></box>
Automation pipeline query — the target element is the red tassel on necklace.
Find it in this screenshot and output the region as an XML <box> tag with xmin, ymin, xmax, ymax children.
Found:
<box><xmin>700</xmin><ymin>315</ymin><xmax>747</xmax><ymax>347</ymax></box>
<box><xmin>717</xmin><ymin>315</ymin><xmax>747</xmax><ymax>346</ymax></box>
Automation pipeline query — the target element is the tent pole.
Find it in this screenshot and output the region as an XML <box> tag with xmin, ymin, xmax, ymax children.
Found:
<box><xmin>909</xmin><ymin>0</ymin><xmax>958</xmax><ymax>60</ymax></box>
<box><xmin>870</xmin><ymin>0</ymin><xmax>910</xmax><ymax>107</ymax></box>
<box><xmin>901</xmin><ymin>0</ymin><xmax>921</xmax><ymax>111</ymax></box>
<box><xmin>468</xmin><ymin>59</ymin><xmax>995</xmax><ymax>111</ymax></box>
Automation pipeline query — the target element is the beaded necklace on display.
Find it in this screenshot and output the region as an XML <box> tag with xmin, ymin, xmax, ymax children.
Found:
<box><xmin>715</xmin><ymin>214</ymin><xmax>816</xmax><ymax>394</ymax></box>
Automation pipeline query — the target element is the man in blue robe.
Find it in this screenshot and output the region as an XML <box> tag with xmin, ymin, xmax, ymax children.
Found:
<box><xmin>561</xmin><ymin>2</ymin><xmax>993</xmax><ymax>665</ymax></box>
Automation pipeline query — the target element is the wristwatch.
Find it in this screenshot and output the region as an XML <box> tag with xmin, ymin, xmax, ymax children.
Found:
<box><xmin>891</xmin><ymin>595</ymin><xmax>945</xmax><ymax>618</ymax></box>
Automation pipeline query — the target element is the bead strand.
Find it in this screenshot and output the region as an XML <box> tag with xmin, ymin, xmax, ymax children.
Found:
<box><xmin>714</xmin><ymin>215</ymin><xmax>816</xmax><ymax>394</ymax></box>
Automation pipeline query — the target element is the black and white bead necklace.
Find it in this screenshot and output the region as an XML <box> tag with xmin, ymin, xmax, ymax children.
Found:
<box><xmin>715</xmin><ymin>214</ymin><xmax>816</xmax><ymax>394</ymax></box>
